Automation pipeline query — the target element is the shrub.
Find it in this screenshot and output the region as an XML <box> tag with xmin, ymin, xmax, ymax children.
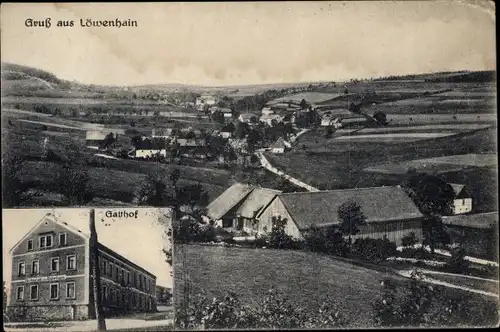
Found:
<box><xmin>351</xmin><ymin>237</ymin><xmax>398</xmax><ymax>261</ymax></box>
<box><xmin>401</xmin><ymin>232</ymin><xmax>419</xmax><ymax>248</ymax></box>
<box><xmin>445</xmin><ymin>246</ymin><xmax>470</xmax><ymax>273</ymax></box>
<box><xmin>175</xmin><ymin>289</ymin><xmax>347</xmax><ymax>330</ymax></box>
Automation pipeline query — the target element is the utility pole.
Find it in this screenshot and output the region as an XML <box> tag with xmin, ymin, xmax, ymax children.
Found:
<box><xmin>89</xmin><ymin>209</ymin><xmax>107</xmax><ymax>331</ymax></box>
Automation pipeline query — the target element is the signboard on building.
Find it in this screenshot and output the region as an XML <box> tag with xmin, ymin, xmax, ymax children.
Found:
<box><xmin>26</xmin><ymin>275</ymin><xmax>67</xmax><ymax>283</ymax></box>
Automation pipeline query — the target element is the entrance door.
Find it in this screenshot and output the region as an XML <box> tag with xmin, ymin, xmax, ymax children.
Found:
<box><xmin>71</xmin><ymin>305</ymin><xmax>76</xmax><ymax>320</ymax></box>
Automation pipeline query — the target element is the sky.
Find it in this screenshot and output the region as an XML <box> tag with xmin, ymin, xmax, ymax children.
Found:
<box><xmin>0</xmin><ymin>1</ymin><xmax>495</xmax><ymax>86</ymax></box>
<box><xmin>2</xmin><ymin>208</ymin><xmax>173</xmax><ymax>288</ymax></box>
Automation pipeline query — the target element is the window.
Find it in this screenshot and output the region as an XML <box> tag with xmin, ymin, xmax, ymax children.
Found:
<box><xmin>127</xmin><ymin>271</ymin><xmax>130</xmax><ymax>285</ymax></box>
<box><xmin>121</xmin><ymin>269</ymin><xmax>125</xmax><ymax>284</ymax></box>
<box><xmin>39</xmin><ymin>235</ymin><xmax>53</xmax><ymax>249</ymax></box>
<box><xmin>102</xmin><ymin>260</ymin><xmax>107</xmax><ymax>275</ymax></box>
<box><xmin>50</xmin><ymin>283</ymin><xmax>59</xmax><ymax>300</ymax></box>
<box><xmin>16</xmin><ymin>286</ymin><xmax>24</xmax><ymax>301</ymax></box>
<box><xmin>30</xmin><ymin>285</ymin><xmax>39</xmax><ymax>300</ymax></box>
<box><xmin>18</xmin><ymin>262</ymin><xmax>26</xmax><ymax>276</ymax></box>
<box><xmin>27</xmin><ymin>240</ymin><xmax>34</xmax><ymax>251</ymax></box>
<box><xmin>51</xmin><ymin>257</ymin><xmax>60</xmax><ymax>272</ymax></box>
<box><xmin>109</xmin><ymin>263</ymin><xmax>113</xmax><ymax>277</ymax></box>
<box><xmin>59</xmin><ymin>233</ymin><xmax>67</xmax><ymax>246</ymax></box>
<box><xmin>67</xmin><ymin>255</ymin><xmax>76</xmax><ymax>270</ymax></box>
<box><xmin>115</xmin><ymin>267</ymin><xmax>119</xmax><ymax>281</ymax></box>
<box><xmin>32</xmin><ymin>261</ymin><xmax>40</xmax><ymax>275</ymax></box>
<box><xmin>66</xmin><ymin>282</ymin><xmax>76</xmax><ymax>299</ymax></box>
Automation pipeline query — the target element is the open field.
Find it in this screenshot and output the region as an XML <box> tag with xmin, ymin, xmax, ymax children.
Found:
<box><xmin>174</xmin><ymin>244</ymin><xmax>499</xmax><ymax>328</ymax></box>
<box><xmin>266</xmin><ymin>127</ymin><xmax>496</xmax><ymax>192</ymax></box>
<box><xmin>365</xmin><ymin>153</ymin><xmax>497</xmax><ymax>175</ymax></box>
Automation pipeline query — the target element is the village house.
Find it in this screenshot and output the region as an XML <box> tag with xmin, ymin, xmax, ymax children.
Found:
<box><xmin>238</xmin><ymin>113</ymin><xmax>259</xmax><ymax>123</ymax></box>
<box><xmin>175</xmin><ymin>138</ymin><xmax>208</xmax><ymax>158</ymax></box>
<box><xmin>319</xmin><ymin>109</ymin><xmax>368</xmax><ymax>128</ymax></box>
<box><xmin>442</xmin><ymin>212</ymin><xmax>498</xmax><ymax>259</ymax></box>
<box><xmin>85</xmin><ymin>130</ymin><xmax>119</xmax><ymax>150</ymax></box>
<box><xmin>221</xmin><ymin>108</ymin><xmax>233</xmax><ymax>119</ymax></box>
<box><xmin>135</xmin><ymin>149</ymin><xmax>167</xmax><ymax>159</ymax></box>
<box><xmin>195</xmin><ymin>95</ymin><xmax>217</xmax><ymax>111</ymax></box>
<box><xmin>448</xmin><ymin>183</ymin><xmax>473</xmax><ymax>215</ymax></box>
<box><xmin>205</xmin><ymin>183</ymin><xmax>282</xmax><ymax>232</ymax></box>
<box><xmin>7</xmin><ymin>214</ymin><xmax>157</xmax><ymax>321</ymax></box>
<box><xmin>269</xmin><ymin>137</ymin><xmax>290</xmax><ymax>154</ymax></box>
<box><xmin>259</xmin><ymin>113</ymin><xmax>284</xmax><ymax>126</ymax></box>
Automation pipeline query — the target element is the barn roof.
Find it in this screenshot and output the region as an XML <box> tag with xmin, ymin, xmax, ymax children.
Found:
<box><xmin>442</xmin><ymin>212</ymin><xmax>498</xmax><ymax>229</ymax></box>
<box><xmin>278</xmin><ymin>186</ymin><xmax>424</xmax><ymax>230</ymax></box>
<box><xmin>235</xmin><ymin>187</ymin><xmax>282</xmax><ymax>219</ymax></box>
<box><xmin>206</xmin><ymin>183</ymin><xmax>254</xmax><ymax>220</ymax></box>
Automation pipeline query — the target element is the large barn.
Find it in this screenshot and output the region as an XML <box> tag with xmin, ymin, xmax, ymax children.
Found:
<box><xmin>206</xmin><ymin>184</ymin><xmax>426</xmax><ymax>245</ymax></box>
<box><xmin>257</xmin><ymin>186</ymin><xmax>425</xmax><ymax>245</ymax></box>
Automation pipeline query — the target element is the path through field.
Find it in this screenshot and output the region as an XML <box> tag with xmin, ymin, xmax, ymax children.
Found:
<box><xmin>396</xmin><ymin>269</ymin><xmax>498</xmax><ymax>298</ymax></box>
<box><xmin>256</xmin><ymin>151</ymin><xmax>319</xmax><ymax>192</ymax></box>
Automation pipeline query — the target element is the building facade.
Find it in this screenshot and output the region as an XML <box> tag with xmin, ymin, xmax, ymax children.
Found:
<box><xmin>7</xmin><ymin>215</ymin><xmax>157</xmax><ymax>322</ymax></box>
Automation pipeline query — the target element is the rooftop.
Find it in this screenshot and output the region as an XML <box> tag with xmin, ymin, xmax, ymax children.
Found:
<box><xmin>278</xmin><ymin>186</ymin><xmax>424</xmax><ymax>230</ymax></box>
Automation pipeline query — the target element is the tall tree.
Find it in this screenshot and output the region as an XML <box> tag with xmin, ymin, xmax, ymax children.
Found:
<box><xmin>2</xmin><ymin>152</ymin><xmax>31</xmax><ymax>207</ymax></box>
<box><xmin>89</xmin><ymin>209</ymin><xmax>107</xmax><ymax>331</ymax></box>
<box><xmin>338</xmin><ymin>200</ymin><xmax>366</xmax><ymax>252</ymax></box>
<box><xmin>56</xmin><ymin>163</ymin><xmax>93</xmax><ymax>206</ymax></box>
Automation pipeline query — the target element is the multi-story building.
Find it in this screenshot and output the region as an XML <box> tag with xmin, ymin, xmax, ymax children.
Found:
<box><xmin>7</xmin><ymin>213</ymin><xmax>157</xmax><ymax>321</ymax></box>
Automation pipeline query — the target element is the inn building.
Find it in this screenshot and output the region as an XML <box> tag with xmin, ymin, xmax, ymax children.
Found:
<box><xmin>7</xmin><ymin>214</ymin><xmax>157</xmax><ymax>321</ymax></box>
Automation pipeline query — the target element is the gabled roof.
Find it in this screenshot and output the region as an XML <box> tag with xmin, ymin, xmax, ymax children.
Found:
<box><xmin>277</xmin><ymin>186</ymin><xmax>424</xmax><ymax>230</ymax></box>
<box><xmin>206</xmin><ymin>183</ymin><xmax>255</xmax><ymax>220</ymax></box>
<box><xmin>442</xmin><ymin>212</ymin><xmax>498</xmax><ymax>229</ymax></box>
<box><xmin>235</xmin><ymin>187</ymin><xmax>282</xmax><ymax>219</ymax></box>
<box><xmin>9</xmin><ymin>213</ymin><xmax>89</xmax><ymax>253</ymax></box>
<box><xmin>270</xmin><ymin>137</ymin><xmax>288</xmax><ymax>149</ymax></box>
<box><xmin>449</xmin><ymin>183</ymin><xmax>470</xmax><ymax>198</ymax></box>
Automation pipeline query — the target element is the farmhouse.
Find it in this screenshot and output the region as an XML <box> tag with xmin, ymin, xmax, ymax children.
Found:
<box><xmin>238</xmin><ymin>113</ymin><xmax>258</xmax><ymax>123</ymax></box>
<box><xmin>448</xmin><ymin>183</ymin><xmax>473</xmax><ymax>215</ymax></box>
<box><xmin>7</xmin><ymin>214</ymin><xmax>157</xmax><ymax>321</ymax></box>
<box><xmin>257</xmin><ymin>186</ymin><xmax>425</xmax><ymax>245</ymax></box>
<box><xmin>319</xmin><ymin>109</ymin><xmax>368</xmax><ymax>128</ymax></box>
<box><xmin>221</xmin><ymin>108</ymin><xmax>233</xmax><ymax>118</ymax></box>
<box><xmin>259</xmin><ymin>113</ymin><xmax>284</xmax><ymax>126</ymax></box>
<box><xmin>261</xmin><ymin>107</ymin><xmax>274</xmax><ymax>115</ymax></box>
<box><xmin>135</xmin><ymin>149</ymin><xmax>167</xmax><ymax>159</ymax></box>
<box><xmin>85</xmin><ymin>130</ymin><xmax>118</xmax><ymax>149</ymax></box>
<box><xmin>205</xmin><ymin>183</ymin><xmax>282</xmax><ymax>232</ymax></box>
<box><xmin>269</xmin><ymin>137</ymin><xmax>289</xmax><ymax>154</ymax></box>
<box><xmin>442</xmin><ymin>212</ymin><xmax>498</xmax><ymax>259</ymax></box>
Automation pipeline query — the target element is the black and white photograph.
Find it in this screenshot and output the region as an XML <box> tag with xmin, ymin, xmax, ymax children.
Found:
<box><xmin>3</xmin><ymin>208</ymin><xmax>173</xmax><ymax>331</ymax></box>
<box><xmin>1</xmin><ymin>1</ymin><xmax>498</xmax><ymax>331</ymax></box>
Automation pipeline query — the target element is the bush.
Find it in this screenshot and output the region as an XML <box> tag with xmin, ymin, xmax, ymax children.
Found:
<box><xmin>303</xmin><ymin>226</ymin><xmax>348</xmax><ymax>256</ymax></box>
<box><xmin>445</xmin><ymin>246</ymin><xmax>470</xmax><ymax>273</ymax></box>
<box><xmin>351</xmin><ymin>237</ymin><xmax>398</xmax><ymax>261</ymax></box>
<box><xmin>175</xmin><ymin>288</ymin><xmax>347</xmax><ymax>329</ymax></box>
<box><xmin>401</xmin><ymin>232</ymin><xmax>419</xmax><ymax>248</ymax></box>
<box><xmin>399</xmin><ymin>247</ymin><xmax>435</xmax><ymax>260</ymax></box>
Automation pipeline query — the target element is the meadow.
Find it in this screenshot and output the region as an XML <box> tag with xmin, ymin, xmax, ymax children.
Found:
<box><xmin>174</xmin><ymin>244</ymin><xmax>498</xmax><ymax>328</ymax></box>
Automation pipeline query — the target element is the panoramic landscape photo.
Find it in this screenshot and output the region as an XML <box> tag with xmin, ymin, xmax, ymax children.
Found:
<box><xmin>1</xmin><ymin>1</ymin><xmax>498</xmax><ymax>330</ymax></box>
